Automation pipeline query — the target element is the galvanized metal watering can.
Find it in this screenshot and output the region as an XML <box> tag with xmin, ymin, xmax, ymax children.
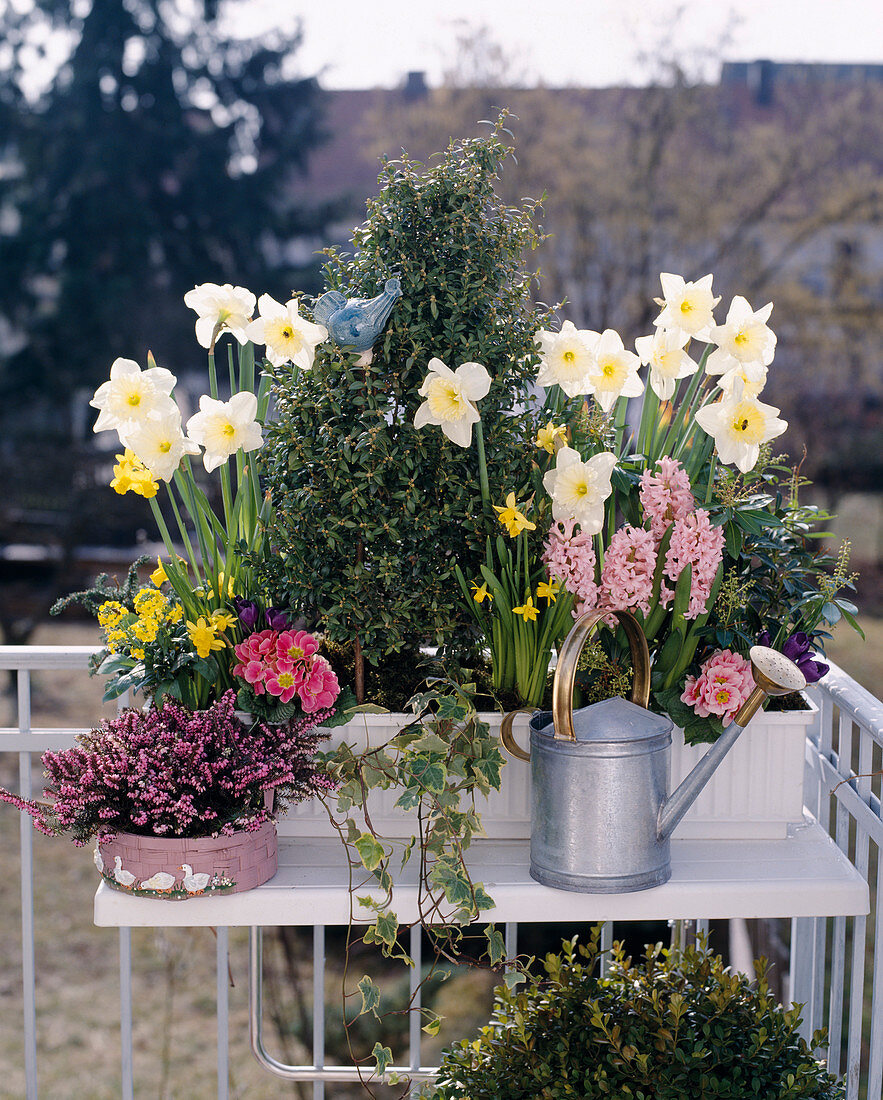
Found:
<box><xmin>501</xmin><ymin>610</ymin><xmax>807</xmax><ymax>893</ymax></box>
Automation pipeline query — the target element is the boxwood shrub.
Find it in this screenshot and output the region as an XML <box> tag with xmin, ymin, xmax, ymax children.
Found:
<box><xmin>427</xmin><ymin>929</ymin><xmax>843</xmax><ymax>1099</ymax></box>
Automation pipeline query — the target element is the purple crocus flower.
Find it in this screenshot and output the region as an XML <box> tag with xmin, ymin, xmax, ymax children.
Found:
<box><xmin>265</xmin><ymin>607</ymin><xmax>291</xmax><ymax>631</ymax></box>
<box><xmin>758</xmin><ymin>630</ymin><xmax>829</xmax><ymax>684</ymax></box>
<box><xmin>234</xmin><ymin>598</ymin><xmax>260</xmax><ymax>630</ymax></box>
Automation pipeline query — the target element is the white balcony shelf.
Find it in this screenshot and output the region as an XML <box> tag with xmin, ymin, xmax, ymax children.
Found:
<box><xmin>94</xmin><ymin>814</ymin><xmax>868</xmax><ymax>928</ymax></box>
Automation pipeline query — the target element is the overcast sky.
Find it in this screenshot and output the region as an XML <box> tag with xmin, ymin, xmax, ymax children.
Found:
<box><xmin>236</xmin><ymin>0</ymin><xmax>883</xmax><ymax>89</ymax></box>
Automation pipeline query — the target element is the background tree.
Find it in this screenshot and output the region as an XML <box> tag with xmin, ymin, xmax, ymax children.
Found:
<box><xmin>0</xmin><ymin>0</ymin><xmax>329</xmax><ymax>416</ymax></box>
<box><xmin>0</xmin><ymin>0</ymin><xmax>331</xmax><ymax>643</ymax></box>
<box><xmin>362</xmin><ymin>24</ymin><xmax>883</xmax><ymax>482</ymax></box>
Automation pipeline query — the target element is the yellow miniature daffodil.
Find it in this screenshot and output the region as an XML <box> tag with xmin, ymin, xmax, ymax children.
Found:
<box><xmin>207</xmin><ymin>573</ymin><xmax>236</xmax><ymax>599</ymax></box>
<box><xmin>536</xmin><ymin>579</ymin><xmax>559</xmax><ymax>603</ymax></box>
<box><xmin>210</xmin><ymin>609</ymin><xmax>238</xmax><ymax>633</ymax></box>
<box><xmin>471</xmin><ymin>581</ymin><xmax>492</xmax><ymax>604</ymax></box>
<box><xmin>493</xmin><ymin>492</ymin><xmax>536</xmax><ymax>538</ymax></box>
<box><xmin>535</xmin><ymin>421</ymin><xmax>567</xmax><ymax>454</ymax></box>
<box><xmin>150</xmin><ymin>559</ymin><xmax>168</xmax><ymax>587</ymax></box>
<box><xmin>186</xmin><ymin>617</ymin><xmax>225</xmax><ymax>659</ymax></box>
<box><xmin>110</xmin><ymin>449</ymin><xmax>160</xmax><ymax>498</ymax></box>
<box><xmin>512</xmin><ymin>597</ymin><xmax>539</xmax><ymax>622</ymax></box>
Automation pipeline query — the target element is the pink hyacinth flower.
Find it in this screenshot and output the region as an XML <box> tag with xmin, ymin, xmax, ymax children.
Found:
<box><xmin>596</xmin><ymin>525</ymin><xmax>657</xmax><ymax>617</ymax></box>
<box><xmin>663</xmin><ymin>508</ymin><xmax>725</xmax><ymax>619</ymax></box>
<box><xmin>639</xmin><ymin>456</ymin><xmax>695</xmax><ymax>540</ymax></box>
<box><xmin>542</xmin><ymin>518</ymin><xmax>598</xmax><ymax>609</ymax></box>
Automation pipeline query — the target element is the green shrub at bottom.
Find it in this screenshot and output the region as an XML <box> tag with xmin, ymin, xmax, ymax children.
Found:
<box><xmin>426</xmin><ymin>929</ymin><xmax>843</xmax><ymax>1100</ymax></box>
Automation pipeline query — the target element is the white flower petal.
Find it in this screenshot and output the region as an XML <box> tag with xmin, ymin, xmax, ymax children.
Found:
<box><xmin>455</xmin><ymin>361</ymin><xmax>492</xmax><ymax>402</ymax></box>
<box><xmin>441</xmin><ymin>416</ymin><xmax>475</xmax><ymax>448</ymax></box>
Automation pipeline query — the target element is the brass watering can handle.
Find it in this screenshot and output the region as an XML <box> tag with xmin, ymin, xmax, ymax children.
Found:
<box><xmin>500</xmin><ymin>707</ymin><xmax>534</xmax><ymax>761</ymax></box>
<box><xmin>553</xmin><ymin>610</ymin><xmax>651</xmax><ymax>742</ymax></box>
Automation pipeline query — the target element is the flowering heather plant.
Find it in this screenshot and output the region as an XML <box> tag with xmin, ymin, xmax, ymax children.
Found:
<box><xmin>0</xmin><ymin>691</ymin><xmax>335</xmax><ymax>846</ymax></box>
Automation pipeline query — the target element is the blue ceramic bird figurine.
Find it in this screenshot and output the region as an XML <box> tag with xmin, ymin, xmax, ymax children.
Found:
<box><xmin>313</xmin><ymin>277</ymin><xmax>402</xmax><ymax>362</ymax></box>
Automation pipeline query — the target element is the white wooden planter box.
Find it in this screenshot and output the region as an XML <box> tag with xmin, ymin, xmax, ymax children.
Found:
<box><xmin>278</xmin><ymin>702</ymin><xmax>815</xmax><ymax>842</ymax></box>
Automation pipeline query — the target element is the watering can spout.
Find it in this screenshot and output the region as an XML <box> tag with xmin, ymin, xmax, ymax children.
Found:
<box><xmin>656</xmin><ymin>645</ymin><xmax>808</xmax><ymax>843</ymax></box>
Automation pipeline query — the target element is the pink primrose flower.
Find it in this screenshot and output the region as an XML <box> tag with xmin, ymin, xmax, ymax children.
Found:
<box><xmin>265</xmin><ymin>666</ymin><xmax>300</xmax><ymax>704</ymax></box>
<box><xmin>639</xmin><ymin>457</ymin><xmax>695</xmax><ymax>540</ymax></box>
<box><xmin>297</xmin><ymin>656</ymin><xmax>340</xmax><ymax>713</ymax></box>
<box><xmin>681</xmin><ymin>649</ymin><xmax>754</xmax><ymax>724</ymax></box>
<box><xmin>276</xmin><ymin>629</ymin><xmax>319</xmax><ymax>663</ymax></box>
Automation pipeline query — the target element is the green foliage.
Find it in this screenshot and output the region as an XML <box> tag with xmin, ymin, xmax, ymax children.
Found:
<box><xmin>428</xmin><ymin>931</ymin><xmax>843</xmax><ymax>1100</ymax></box>
<box><xmin>319</xmin><ymin>672</ymin><xmax>504</xmax><ymax>943</ymax></box>
<box><xmin>263</xmin><ymin>118</ymin><xmax>553</xmax><ymax>671</ymax></box>
<box><xmin>315</xmin><ymin>671</ymin><xmax>507</xmax><ymax>1090</ymax></box>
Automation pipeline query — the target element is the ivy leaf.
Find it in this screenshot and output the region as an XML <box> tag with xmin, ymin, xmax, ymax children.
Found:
<box><xmin>472</xmin><ymin>755</ymin><xmax>503</xmax><ymax>791</ymax></box>
<box><xmin>372</xmin><ymin>1042</ymin><xmax>393</xmax><ymax>1075</ymax></box>
<box><xmin>484</xmin><ymin>924</ymin><xmax>506</xmax><ymax>966</ymax></box>
<box><xmin>409</xmin><ymin>732</ymin><xmax>449</xmax><ymax>754</ymax></box>
<box><xmin>373</xmin><ymin>911</ymin><xmax>398</xmax><ymax>947</ymax></box>
<box><xmin>410</xmin><ymin>756</ymin><xmax>447</xmax><ymax>794</ymax></box>
<box><xmin>394</xmin><ymin>785</ymin><xmax>422</xmax><ymax>811</ymax></box>
<box><xmin>358</xmin><ymin>976</ymin><xmax>381</xmax><ymax>1018</ymax></box>
<box><xmin>422</xmin><ymin>1014</ymin><xmax>442</xmax><ymax>1036</ymax></box>
<box><xmin>354</xmin><ymin>833</ymin><xmax>386</xmax><ymax>872</ymax></box>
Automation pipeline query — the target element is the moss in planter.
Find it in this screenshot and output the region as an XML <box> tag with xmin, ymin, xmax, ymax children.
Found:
<box><xmin>427</xmin><ymin>930</ymin><xmax>843</xmax><ymax>1100</ymax></box>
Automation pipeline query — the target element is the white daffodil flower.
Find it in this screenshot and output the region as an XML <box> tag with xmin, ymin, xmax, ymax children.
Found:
<box><xmin>246</xmin><ymin>294</ymin><xmax>328</xmax><ymax>370</ymax></box>
<box><xmin>706</xmin><ymin>295</ymin><xmax>776</xmax><ymax>376</ymax></box>
<box><xmin>694</xmin><ymin>385</ymin><xmax>787</xmax><ymax>474</ymax></box>
<box><xmin>542</xmin><ymin>446</ymin><xmax>616</xmax><ymax>533</ymax></box>
<box><xmin>653</xmin><ymin>273</ymin><xmax>720</xmax><ymax>341</ymax></box>
<box><xmin>186</xmin><ymin>392</ymin><xmax>263</xmax><ymax>472</ymax></box>
<box><xmin>585</xmin><ymin>329</ymin><xmax>644</xmax><ymax>412</ymax></box>
<box><xmin>413</xmin><ymin>358</ymin><xmax>492</xmax><ymax>448</ymax></box>
<box><xmin>124</xmin><ymin>408</ymin><xmax>201</xmax><ymax>482</ymax></box>
<box><xmin>535</xmin><ymin>320</ymin><xmax>600</xmax><ymax>398</ymax></box>
<box><xmin>635</xmin><ymin>328</ymin><xmax>697</xmax><ymax>401</ymax></box>
<box><xmin>716</xmin><ymin>360</ymin><xmax>768</xmax><ymax>399</ymax></box>
<box><xmin>183</xmin><ymin>283</ymin><xmax>256</xmax><ymax>349</ymax></box>
<box><xmin>90</xmin><ymin>357</ymin><xmax>177</xmax><ymax>435</ymax></box>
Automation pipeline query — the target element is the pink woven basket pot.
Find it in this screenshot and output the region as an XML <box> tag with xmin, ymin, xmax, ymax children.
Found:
<box><xmin>98</xmin><ymin>820</ymin><xmax>278</xmax><ymax>899</ymax></box>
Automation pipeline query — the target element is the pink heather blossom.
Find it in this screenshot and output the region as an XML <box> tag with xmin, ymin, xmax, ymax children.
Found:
<box><xmin>681</xmin><ymin>649</ymin><xmax>755</xmax><ymax>724</ymax></box>
<box><xmin>662</xmin><ymin>508</ymin><xmax>724</xmax><ymax>619</ymax></box>
<box><xmin>597</xmin><ymin>525</ymin><xmax>657</xmax><ymax>617</ymax></box>
<box><xmin>639</xmin><ymin>457</ymin><xmax>695</xmax><ymax>539</ymax></box>
<box><xmin>542</xmin><ymin>519</ymin><xmax>598</xmax><ymax>611</ymax></box>
<box><xmin>0</xmin><ymin>691</ymin><xmax>336</xmax><ymax>845</ymax></box>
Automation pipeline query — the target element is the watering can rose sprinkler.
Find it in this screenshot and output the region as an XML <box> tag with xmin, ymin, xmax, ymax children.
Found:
<box><xmin>501</xmin><ymin>610</ymin><xmax>807</xmax><ymax>893</ymax></box>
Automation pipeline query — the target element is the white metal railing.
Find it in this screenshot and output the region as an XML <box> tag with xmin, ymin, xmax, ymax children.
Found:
<box><xmin>797</xmin><ymin>663</ymin><xmax>883</xmax><ymax>1100</ymax></box>
<box><xmin>1</xmin><ymin>646</ymin><xmax>881</xmax><ymax>1099</ymax></box>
